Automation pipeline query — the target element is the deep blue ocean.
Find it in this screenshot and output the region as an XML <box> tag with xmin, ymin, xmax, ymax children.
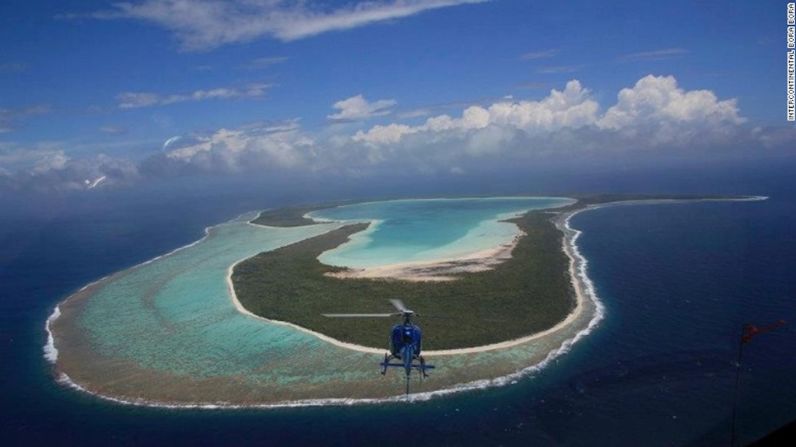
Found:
<box><xmin>1</xmin><ymin>163</ymin><xmax>794</xmax><ymax>446</ymax></box>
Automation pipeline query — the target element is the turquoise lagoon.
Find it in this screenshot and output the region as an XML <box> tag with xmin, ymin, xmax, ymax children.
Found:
<box><xmin>311</xmin><ymin>197</ymin><xmax>574</xmax><ymax>268</ymax></box>
<box><xmin>50</xmin><ymin>197</ymin><xmax>594</xmax><ymax>405</ymax></box>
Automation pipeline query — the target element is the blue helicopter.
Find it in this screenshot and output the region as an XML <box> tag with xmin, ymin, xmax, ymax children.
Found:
<box><xmin>323</xmin><ymin>299</ymin><xmax>435</xmax><ymax>395</ymax></box>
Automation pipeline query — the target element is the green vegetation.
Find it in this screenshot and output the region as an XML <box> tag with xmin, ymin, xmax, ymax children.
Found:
<box><xmin>236</xmin><ymin>194</ymin><xmax>751</xmax><ymax>349</ymax></box>
<box><xmin>233</xmin><ymin>211</ymin><xmax>575</xmax><ymax>350</ymax></box>
<box><xmin>251</xmin><ymin>205</ymin><xmax>331</xmax><ymax>227</ymax></box>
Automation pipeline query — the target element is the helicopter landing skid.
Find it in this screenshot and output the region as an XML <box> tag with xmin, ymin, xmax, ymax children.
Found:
<box><xmin>380</xmin><ymin>353</ymin><xmax>391</xmax><ymax>375</ymax></box>
<box><xmin>380</xmin><ymin>353</ymin><xmax>435</xmax><ymax>377</ymax></box>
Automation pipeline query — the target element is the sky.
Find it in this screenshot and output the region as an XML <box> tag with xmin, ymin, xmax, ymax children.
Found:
<box><xmin>0</xmin><ymin>0</ymin><xmax>793</xmax><ymax>194</ymax></box>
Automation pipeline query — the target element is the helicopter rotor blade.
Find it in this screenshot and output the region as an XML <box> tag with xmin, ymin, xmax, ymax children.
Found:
<box><xmin>390</xmin><ymin>299</ymin><xmax>411</xmax><ymax>313</ymax></box>
<box><xmin>322</xmin><ymin>313</ymin><xmax>398</xmax><ymax>318</ymax></box>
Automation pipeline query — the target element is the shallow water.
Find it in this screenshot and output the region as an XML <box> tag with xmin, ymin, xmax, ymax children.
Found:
<box><xmin>76</xmin><ymin>215</ymin><xmax>343</xmax><ymax>378</ymax></box>
<box><xmin>311</xmin><ymin>197</ymin><xmax>573</xmax><ymax>268</ymax></box>
<box><xmin>49</xmin><ymin>198</ymin><xmax>592</xmax><ymax>405</ymax></box>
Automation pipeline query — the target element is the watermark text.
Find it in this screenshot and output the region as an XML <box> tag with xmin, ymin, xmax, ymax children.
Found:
<box><xmin>787</xmin><ymin>3</ymin><xmax>795</xmax><ymax>121</ymax></box>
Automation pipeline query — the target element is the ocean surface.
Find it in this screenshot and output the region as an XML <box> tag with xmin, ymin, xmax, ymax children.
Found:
<box><xmin>311</xmin><ymin>197</ymin><xmax>573</xmax><ymax>267</ymax></box>
<box><xmin>1</xmin><ymin>166</ymin><xmax>795</xmax><ymax>446</ymax></box>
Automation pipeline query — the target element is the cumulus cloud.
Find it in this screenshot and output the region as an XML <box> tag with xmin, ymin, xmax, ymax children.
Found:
<box><xmin>354</xmin><ymin>75</ymin><xmax>743</xmax><ymax>152</ymax></box>
<box><xmin>596</xmin><ymin>75</ymin><xmax>744</xmax><ymax>145</ymax></box>
<box><xmin>0</xmin><ymin>143</ymin><xmax>139</xmax><ymax>192</ymax></box>
<box><xmin>144</xmin><ymin>120</ymin><xmax>315</xmax><ymax>174</ymax></box>
<box><xmin>353</xmin><ymin>123</ymin><xmax>416</xmax><ymax>145</ymax></box>
<box><xmin>155</xmin><ymin>75</ymin><xmax>748</xmax><ymax>177</ymax></box>
<box><xmin>77</xmin><ymin>0</ymin><xmax>488</xmax><ymax>51</ymax></box>
<box><xmin>0</xmin><ymin>143</ymin><xmax>60</xmax><ymax>171</ymax></box>
<box><xmin>354</xmin><ymin>79</ymin><xmax>599</xmax><ymax>147</ymax></box>
<box><xmin>328</xmin><ymin>94</ymin><xmax>397</xmax><ymax>121</ymax></box>
<box><xmin>0</xmin><ymin>75</ymin><xmax>777</xmax><ymax>193</ymax></box>
<box><xmin>117</xmin><ymin>83</ymin><xmax>271</xmax><ymax>109</ymax></box>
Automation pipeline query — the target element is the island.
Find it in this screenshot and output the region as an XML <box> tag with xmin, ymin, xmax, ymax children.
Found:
<box><xmin>233</xmin><ymin>194</ymin><xmax>760</xmax><ymax>352</ymax></box>
<box><xmin>234</xmin><ymin>208</ymin><xmax>573</xmax><ymax>350</ymax></box>
<box><xmin>45</xmin><ymin>194</ymin><xmax>765</xmax><ymax>407</ymax></box>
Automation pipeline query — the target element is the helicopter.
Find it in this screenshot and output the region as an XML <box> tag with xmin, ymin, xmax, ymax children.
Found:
<box><xmin>323</xmin><ymin>299</ymin><xmax>435</xmax><ymax>395</ymax></box>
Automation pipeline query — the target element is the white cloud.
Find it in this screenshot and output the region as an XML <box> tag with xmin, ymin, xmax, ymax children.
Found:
<box><xmin>353</xmin><ymin>75</ymin><xmax>743</xmax><ymax>151</ymax></box>
<box><xmin>0</xmin><ymin>75</ymin><xmax>774</xmax><ymax>193</ymax></box>
<box><xmin>353</xmin><ymin>123</ymin><xmax>416</xmax><ymax>145</ymax></box>
<box><xmin>81</xmin><ymin>0</ymin><xmax>489</xmax><ymax>51</ymax></box>
<box><xmin>597</xmin><ymin>75</ymin><xmax>744</xmax><ymax>145</ymax></box>
<box><xmin>116</xmin><ymin>92</ymin><xmax>160</xmax><ymax>109</ymax></box>
<box><xmin>599</xmin><ymin>75</ymin><xmax>741</xmax><ymax>127</ymax></box>
<box><xmin>353</xmin><ymin>79</ymin><xmax>599</xmax><ymax>146</ymax></box>
<box><xmin>0</xmin><ymin>143</ymin><xmax>62</xmax><ymax>171</ymax></box>
<box><xmin>0</xmin><ymin>144</ymin><xmax>139</xmax><ymax>191</ymax></box>
<box><xmin>31</xmin><ymin>150</ymin><xmax>69</xmax><ymax>174</ymax></box>
<box><xmin>158</xmin><ymin>121</ymin><xmax>314</xmax><ymax>172</ymax></box>
<box><xmin>117</xmin><ymin>83</ymin><xmax>271</xmax><ymax>109</ymax></box>
<box><xmin>328</xmin><ymin>94</ymin><xmax>397</xmax><ymax>121</ymax></box>
<box><xmin>619</xmin><ymin>48</ymin><xmax>689</xmax><ymax>62</ymax></box>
